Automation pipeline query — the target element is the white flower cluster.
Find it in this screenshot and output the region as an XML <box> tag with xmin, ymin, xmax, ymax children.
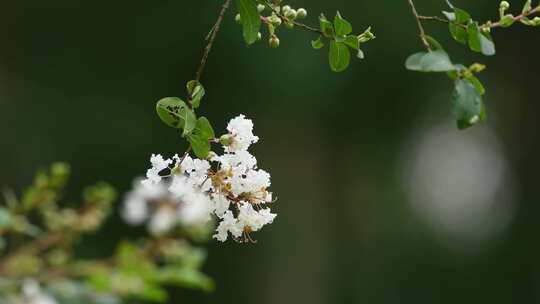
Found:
<box><xmin>14</xmin><ymin>279</ymin><xmax>57</xmax><ymax>304</ymax></box>
<box><xmin>123</xmin><ymin>115</ymin><xmax>276</xmax><ymax>242</ymax></box>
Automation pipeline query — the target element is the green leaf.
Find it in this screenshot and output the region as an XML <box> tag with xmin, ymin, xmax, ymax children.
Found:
<box><xmin>188</xmin><ymin>134</ymin><xmax>211</xmax><ymax>159</ymax></box>
<box><xmin>520</xmin><ymin>16</ymin><xmax>535</xmax><ymax>25</ymax></box>
<box><xmin>179</xmin><ymin>107</ymin><xmax>197</xmax><ymax>137</ymax></box>
<box><xmin>139</xmin><ymin>284</ymin><xmax>168</xmax><ymax>302</ymax></box>
<box><xmin>329</xmin><ymin>41</ymin><xmax>350</xmax><ymax>72</ymax></box>
<box><xmin>116</xmin><ymin>242</ymin><xmax>145</xmax><ymax>270</ymax></box>
<box><xmin>319</xmin><ymin>14</ymin><xmax>334</xmax><ymax>37</ymax></box>
<box><xmin>236</xmin><ymin>0</ymin><xmax>261</xmax><ymax>44</ymax></box>
<box><xmin>344</xmin><ymin>35</ymin><xmax>359</xmax><ymax>50</ymax></box>
<box><xmin>186</xmin><ymin>80</ymin><xmax>205</xmax><ymax>108</ymax></box>
<box><xmin>445</xmin><ymin>0</ymin><xmax>471</xmax><ymax>23</ymax></box>
<box><xmin>87</xmin><ymin>274</ymin><xmax>112</xmax><ymax>291</ymax></box>
<box><xmin>425</xmin><ymin>35</ymin><xmax>443</xmax><ymax>51</ymax></box>
<box><xmin>479</xmin><ymin>101</ymin><xmax>487</xmax><ymax>121</ymax></box>
<box><xmin>465</xmin><ymin>75</ymin><xmax>485</xmax><ymax>95</ymax></box>
<box><xmin>311</xmin><ymin>36</ymin><xmax>324</xmax><ymax>49</ymax></box>
<box><xmin>446</xmin><ymin>64</ymin><xmax>467</xmax><ymax>80</ymax></box>
<box><xmin>523</xmin><ymin>0</ymin><xmax>532</xmax><ymax>14</ymax></box>
<box><xmin>451</xmin><ymin>78</ymin><xmax>484</xmax><ymax>129</ymax></box>
<box><xmin>194</xmin><ymin>117</ymin><xmax>215</xmax><ymax>140</ymax></box>
<box><xmin>500</xmin><ymin>14</ymin><xmax>515</xmax><ymax>27</ymax></box>
<box><xmin>0</xmin><ymin>208</ymin><xmax>12</xmax><ymax>229</ymax></box>
<box><xmin>405</xmin><ymin>50</ymin><xmax>455</xmax><ymax>72</ymax></box>
<box><xmin>449</xmin><ymin>23</ymin><xmax>467</xmax><ymax>44</ymax></box>
<box><xmin>187</xmin><ymin>117</ymin><xmax>214</xmax><ymax>158</ymax></box>
<box><xmin>442</xmin><ymin>11</ymin><xmax>456</xmax><ymax>21</ymax></box>
<box><xmin>156</xmin><ymin>97</ymin><xmax>188</xmax><ymax>128</ymax></box>
<box><xmin>334</xmin><ymin>11</ymin><xmax>352</xmax><ymax>36</ymax></box>
<box><xmin>467</xmin><ymin>22</ymin><xmax>481</xmax><ymax>51</ymax></box>
<box><xmin>467</xmin><ymin>22</ymin><xmax>495</xmax><ymax>56</ymax></box>
<box><xmin>157</xmin><ymin>267</ymin><xmax>215</xmax><ymax>292</ymax></box>
<box><xmin>479</xmin><ymin>31</ymin><xmax>496</xmax><ymax>56</ymax></box>
<box><xmin>453</xmin><ymin>7</ymin><xmax>471</xmax><ymax>23</ymax></box>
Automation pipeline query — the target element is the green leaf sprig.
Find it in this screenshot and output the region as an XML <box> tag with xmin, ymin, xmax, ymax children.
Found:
<box><xmin>405</xmin><ymin>0</ymin><xmax>540</xmax><ymax>129</ymax></box>
<box><xmin>234</xmin><ymin>0</ymin><xmax>375</xmax><ymax>72</ymax></box>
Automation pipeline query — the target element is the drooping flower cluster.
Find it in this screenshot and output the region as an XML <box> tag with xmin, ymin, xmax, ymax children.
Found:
<box><xmin>123</xmin><ymin>175</ymin><xmax>213</xmax><ymax>236</ymax></box>
<box><xmin>13</xmin><ymin>280</ymin><xmax>58</xmax><ymax>304</ymax></box>
<box><xmin>123</xmin><ymin>115</ymin><xmax>276</xmax><ymax>242</ymax></box>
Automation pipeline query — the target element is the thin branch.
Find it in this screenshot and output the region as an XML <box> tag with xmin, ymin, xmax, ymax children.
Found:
<box><xmin>178</xmin><ymin>145</ymin><xmax>192</xmax><ymax>165</ymax></box>
<box><xmin>418</xmin><ymin>15</ymin><xmax>450</xmax><ymax>24</ymax></box>
<box><xmin>263</xmin><ymin>1</ymin><xmax>322</xmax><ymax>35</ymax></box>
<box><xmin>406</xmin><ymin>0</ymin><xmax>431</xmax><ymax>51</ymax></box>
<box><xmin>189</xmin><ymin>0</ymin><xmax>231</xmax><ymax>107</ymax></box>
<box><xmin>288</xmin><ymin>18</ymin><xmax>323</xmax><ymax>34</ymax></box>
<box><xmin>416</xmin><ymin>5</ymin><xmax>540</xmax><ymax>30</ymax></box>
<box><xmin>486</xmin><ymin>5</ymin><xmax>540</xmax><ymax>28</ymax></box>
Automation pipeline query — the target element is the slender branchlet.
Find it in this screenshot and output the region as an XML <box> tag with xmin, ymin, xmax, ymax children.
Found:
<box><xmin>407</xmin><ymin>0</ymin><xmax>432</xmax><ymax>51</ymax></box>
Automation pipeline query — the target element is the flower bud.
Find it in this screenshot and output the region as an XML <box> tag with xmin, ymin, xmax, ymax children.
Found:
<box><xmin>358</xmin><ymin>27</ymin><xmax>375</xmax><ymax>43</ymax></box>
<box><xmin>499</xmin><ymin>1</ymin><xmax>510</xmax><ymax>11</ymax></box>
<box><xmin>284</xmin><ymin>21</ymin><xmax>294</xmax><ymax>29</ymax></box>
<box><xmin>257</xmin><ymin>4</ymin><xmax>266</xmax><ymax>13</ymax></box>
<box><xmin>469</xmin><ymin>63</ymin><xmax>486</xmax><ymax>73</ymax></box>
<box><xmin>533</xmin><ymin>17</ymin><xmax>540</xmax><ymax>26</ymax></box>
<box><xmin>257</xmin><ymin>32</ymin><xmax>262</xmax><ymax>41</ymax></box>
<box><xmin>282</xmin><ymin>5</ymin><xmax>291</xmax><ymax>13</ymax></box>
<box><xmin>207</xmin><ymin>151</ymin><xmax>218</xmax><ymax>160</ymax></box>
<box><xmin>235</xmin><ymin>14</ymin><xmax>242</xmax><ymax>24</ymax></box>
<box><xmin>296</xmin><ymin>8</ymin><xmax>307</xmax><ymax>19</ymax></box>
<box><xmin>50</xmin><ymin>162</ymin><xmax>70</xmax><ymax>188</ymax></box>
<box><xmin>268</xmin><ymin>14</ymin><xmax>282</xmax><ymax>26</ymax></box>
<box><xmin>269</xmin><ymin>35</ymin><xmax>280</xmax><ymax>48</ymax></box>
<box><xmin>285</xmin><ymin>9</ymin><xmax>297</xmax><ymax>19</ymax></box>
<box><xmin>499</xmin><ymin>14</ymin><xmax>515</xmax><ymax>27</ymax></box>
<box><xmin>219</xmin><ymin>134</ymin><xmax>233</xmax><ymax>146</ymax></box>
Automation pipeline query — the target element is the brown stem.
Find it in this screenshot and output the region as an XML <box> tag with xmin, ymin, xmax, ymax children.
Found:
<box><xmin>417</xmin><ymin>5</ymin><xmax>540</xmax><ymax>30</ymax></box>
<box><xmin>290</xmin><ymin>19</ymin><xmax>323</xmax><ymax>34</ymax></box>
<box><xmin>189</xmin><ymin>0</ymin><xmax>231</xmax><ymax>107</ymax></box>
<box><xmin>487</xmin><ymin>5</ymin><xmax>540</xmax><ymax>28</ymax></box>
<box><xmin>406</xmin><ymin>0</ymin><xmax>431</xmax><ymax>51</ymax></box>
<box><xmin>418</xmin><ymin>15</ymin><xmax>451</xmax><ymax>24</ymax></box>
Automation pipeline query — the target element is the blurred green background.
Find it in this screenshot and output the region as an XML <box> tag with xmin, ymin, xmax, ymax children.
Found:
<box><xmin>2</xmin><ymin>0</ymin><xmax>540</xmax><ymax>303</ymax></box>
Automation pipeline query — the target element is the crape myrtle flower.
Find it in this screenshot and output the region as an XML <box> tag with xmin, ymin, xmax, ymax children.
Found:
<box><xmin>125</xmin><ymin>115</ymin><xmax>276</xmax><ymax>243</ymax></box>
